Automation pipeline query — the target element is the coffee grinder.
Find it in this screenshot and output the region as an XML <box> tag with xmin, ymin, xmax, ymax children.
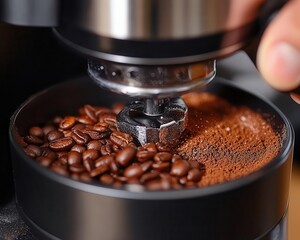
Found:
<box><xmin>3</xmin><ymin>0</ymin><xmax>295</xmax><ymax>239</ymax></box>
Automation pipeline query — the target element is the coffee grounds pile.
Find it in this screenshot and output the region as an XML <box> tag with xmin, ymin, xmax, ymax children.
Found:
<box><xmin>178</xmin><ymin>92</ymin><xmax>281</xmax><ymax>186</ymax></box>
<box><xmin>20</xmin><ymin>92</ymin><xmax>281</xmax><ymax>190</ymax></box>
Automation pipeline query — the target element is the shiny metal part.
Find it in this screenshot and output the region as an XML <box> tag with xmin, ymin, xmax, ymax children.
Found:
<box><xmin>62</xmin><ymin>0</ymin><xmax>265</xmax><ymax>40</ymax></box>
<box><xmin>88</xmin><ymin>59</ymin><xmax>216</xmax><ymax>98</ymax></box>
<box><xmin>1</xmin><ymin>0</ymin><xmax>286</xmax><ymax>65</ymax></box>
<box><xmin>52</xmin><ymin>0</ymin><xmax>269</xmax><ymax>65</ymax></box>
<box><xmin>117</xmin><ymin>98</ymin><xmax>188</xmax><ymax>146</ymax></box>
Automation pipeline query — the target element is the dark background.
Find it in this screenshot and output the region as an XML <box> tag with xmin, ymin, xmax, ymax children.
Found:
<box><xmin>0</xmin><ymin>22</ymin><xmax>86</xmax><ymax>204</ymax></box>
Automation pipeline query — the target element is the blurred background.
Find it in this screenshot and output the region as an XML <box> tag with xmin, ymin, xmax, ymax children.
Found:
<box><xmin>0</xmin><ymin>22</ymin><xmax>299</xmax><ymax>239</ymax></box>
<box><xmin>0</xmin><ymin>22</ymin><xmax>86</xmax><ymax>203</ymax></box>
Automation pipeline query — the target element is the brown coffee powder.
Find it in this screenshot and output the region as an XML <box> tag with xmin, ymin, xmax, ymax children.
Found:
<box><xmin>177</xmin><ymin>92</ymin><xmax>281</xmax><ymax>186</ymax></box>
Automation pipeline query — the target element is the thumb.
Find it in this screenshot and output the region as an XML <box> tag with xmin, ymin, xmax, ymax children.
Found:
<box><xmin>257</xmin><ymin>0</ymin><xmax>300</xmax><ymax>94</ymax></box>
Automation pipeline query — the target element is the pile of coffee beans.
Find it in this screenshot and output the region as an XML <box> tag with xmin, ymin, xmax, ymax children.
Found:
<box><xmin>21</xmin><ymin>104</ymin><xmax>205</xmax><ymax>191</ymax></box>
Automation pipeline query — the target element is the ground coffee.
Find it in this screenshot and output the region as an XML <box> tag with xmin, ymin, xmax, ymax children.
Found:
<box><xmin>20</xmin><ymin>92</ymin><xmax>281</xmax><ymax>190</ymax></box>
<box><xmin>178</xmin><ymin>92</ymin><xmax>281</xmax><ymax>186</ymax></box>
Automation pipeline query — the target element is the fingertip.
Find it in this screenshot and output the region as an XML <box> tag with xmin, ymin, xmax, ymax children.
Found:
<box><xmin>258</xmin><ymin>42</ymin><xmax>300</xmax><ymax>92</ymax></box>
<box><xmin>256</xmin><ymin>0</ymin><xmax>300</xmax><ymax>92</ymax></box>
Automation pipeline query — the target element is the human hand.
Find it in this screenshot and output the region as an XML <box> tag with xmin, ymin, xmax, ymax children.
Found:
<box><xmin>257</xmin><ymin>0</ymin><xmax>300</xmax><ymax>104</ymax></box>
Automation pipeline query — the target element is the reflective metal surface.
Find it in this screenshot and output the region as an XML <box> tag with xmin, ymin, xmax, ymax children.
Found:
<box><xmin>117</xmin><ymin>98</ymin><xmax>187</xmax><ymax>145</ymax></box>
<box><xmin>88</xmin><ymin>59</ymin><xmax>216</xmax><ymax>97</ymax></box>
<box><xmin>62</xmin><ymin>0</ymin><xmax>265</xmax><ymax>40</ymax></box>
<box><xmin>1</xmin><ymin>0</ymin><xmax>287</xmax><ymax>65</ymax></box>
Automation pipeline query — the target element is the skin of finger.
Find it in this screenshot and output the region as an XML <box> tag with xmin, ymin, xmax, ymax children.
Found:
<box><xmin>257</xmin><ymin>0</ymin><xmax>300</xmax><ymax>92</ymax></box>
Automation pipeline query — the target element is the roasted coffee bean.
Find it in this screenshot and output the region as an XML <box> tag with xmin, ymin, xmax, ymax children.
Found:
<box><xmin>47</xmin><ymin>130</ymin><xmax>64</xmax><ymax>142</ymax></box>
<box><xmin>90</xmin><ymin>164</ymin><xmax>109</xmax><ymax>177</ymax></box>
<box><xmin>36</xmin><ymin>156</ymin><xmax>53</xmax><ymax>167</ymax></box>
<box><xmin>42</xmin><ymin>149</ymin><xmax>58</xmax><ymax>161</ymax></box>
<box><xmin>137</xmin><ymin>146</ymin><xmax>145</xmax><ymax>152</ymax></box>
<box><xmin>24</xmin><ymin>145</ymin><xmax>42</xmax><ymax>158</ymax></box>
<box><xmin>113</xmin><ymin>175</ymin><xmax>127</xmax><ymax>182</ymax></box>
<box><xmin>187</xmin><ymin>168</ymin><xmax>203</xmax><ymax>182</ymax></box>
<box><xmin>171</xmin><ymin>177</ymin><xmax>182</xmax><ymax>189</ymax></box>
<box><xmin>83</xmin><ymin>159</ymin><xmax>94</xmax><ymax>172</ymax></box>
<box><xmin>140</xmin><ymin>172</ymin><xmax>160</xmax><ymax>183</ymax></box>
<box><xmin>185</xmin><ymin>181</ymin><xmax>197</xmax><ymax>188</ymax></box>
<box><xmin>127</xmin><ymin>178</ymin><xmax>140</xmax><ymax>184</ymax></box>
<box><xmin>140</xmin><ymin>161</ymin><xmax>153</xmax><ymax>172</ymax></box>
<box><xmin>95</xmin><ymin>107</ymin><xmax>112</xmax><ymax>117</ymax></box>
<box><xmin>43</xmin><ymin>125</ymin><xmax>55</xmax><ymax>135</ymax></box>
<box><xmin>110</xmin><ymin>131</ymin><xmax>133</xmax><ymax>147</ymax></box>
<box><xmin>57</xmin><ymin>151</ymin><xmax>67</xmax><ymax>158</ymax></box>
<box><xmin>160</xmin><ymin>176</ymin><xmax>172</xmax><ymax>190</ymax></box>
<box><xmin>29</xmin><ymin>126</ymin><xmax>44</xmax><ymax>139</ymax></box>
<box><xmin>79</xmin><ymin>172</ymin><xmax>92</xmax><ymax>182</ymax></box>
<box><xmin>123</xmin><ymin>165</ymin><xmax>143</xmax><ymax>179</ymax></box>
<box><xmin>143</xmin><ymin>143</ymin><xmax>157</xmax><ymax>153</ymax></box>
<box><xmin>87</xmin><ymin>140</ymin><xmax>103</xmax><ymax>151</ymax></box>
<box><xmin>155</xmin><ymin>142</ymin><xmax>171</xmax><ymax>152</ymax></box>
<box><xmin>172</xmin><ymin>154</ymin><xmax>183</xmax><ymax>163</ymax></box>
<box><xmin>93</xmin><ymin>122</ymin><xmax>109</xmax><ymax>132</ymax></box>
<box><xmin>109</xmin><ymin>160</ymin><xmax>119</xmax><ymax>174</ymax></box>
<box><xmin>112</xmin><ymin>144</ymin><xmax>121</xmax><ymax>152</ymax></box>
<box><xmin>82</xmin><ymin>149</ymin><xmax>100</xmax><ymax>161</ymax></box>
<box><xmin>49</xmin><ymin>137</ymin><xmax>74</xmax><ymax>151</ymax></box>
<box><xmin>100</xmin><ymin>174</ymin><xmax>114</xmax><ymax>185</ymax></box>
<box><xmin>69</xmin><ymin>164</ymin><xmax>85</xmax><ymax>173</ymax></box>
<box><xmin>115</xmin><ymin>145</ymin><xmax>136</xmax><ymax>167</ymax></box>
<box><xmin>71</xmin><ymin>173</ymin><xmax>80</xmax><ymax>180</ymax></box>
<box><xmin>100</xmin><ymin>144</ymin><xmax>113</xmax><ymax>155</ymax></box>
<box><xmin>188</xmin><ymin>160</ymin><xmax>200</xmax><ymax>169</ymax></box>
<box><xmin>99</xmin><ymin>113</ymin><xmax>117</xmax><ymax>126</ymax></box>
<box><xmin>145</xmin><ymin>179</ymin><xmax>164</xmax><ymax>191</ymax></box>
<box><xmin>94</xmin><ymin>155</ymin><xmax>114</xmax><ymax>168</ymax></box>
<box><xmin>40</xmin><ymin>142</ymin><xmax>49</xmax><ymax>148</ymax></box>
<box><xmin>77</xmin><ymin>116</ymin><xmax>95</xmax><ymax>125</ymax></box>
<box><xmin>24</xmin><ymin>135</ymin><xmax>44</xmax><ymax>146</ymax></box>
<box><xmin>51</xmin><ymin>160</ymin><xmax>63</xmax><ymax>168</ymax></box>
<box><xmin>179</xmin><ymin>177</ymin><xmax>187</xmax><ymax>185</ymax></box>
<box><xmin>136</xmin><ymin>150</ymin><xmax>155</xmax><ymax>162</ymax></box>
<box><xmin>68</xmin><ymin>151</ymin><xmax>82</xmax><ymax>165</ymax></box>
<box><xmin>17</xmin><ymin>136</ymin><xmax>28</xmax><ymax>148</ymax></box>
<box><xmin>152</xmin><ymin>162</ymin><xmax>170</xmax><ymax>172</ymax></box>
<box><xmin>51</xmin><ymin>164</ymin><xmax>69</xmax><ymax>176</ymax></box>
<box><xmin>154</xmin><ymin>152</ymin><xmax>172</xmax><ymax>162</ymax></box>
<box><xmin>113</xmin><ymin>180</ymin><xmax>123</xmax><ymax>188</ymax></box>
<box><xmin>59</xmin><ymin>116</ymin><xmax>76</xmax><ymax>130</ymax></box>
<box><xmin>84</xmin><ymin>129</ymin><xmax>111</xmax><ymax>140</ymax></box>
<box><xmin>170</xmin><ymin>159</ymin><xmax>190</xmax><ymax>177</ymax></box>
<box><xmin>62</xmin><ymin>129</ymin><xmax>72</xmax><ymax>138</ymax></box>
<box><xmin>58</xmin><ymin>155</ymin><xmax>68</xmax><ymax>166</ymax></box>
<box><xmin>83</xmin><ymin>104</ymin><xmax>97</xmax><ymax>122</ymax></box>
<box><xmin>71</xmin><ymin>144</ymin><xmax>86</xmax><ymax>153</ymax></box>
<box><xmin>71</xmin><ymin>129</ymin><xmax>90</xmax><ymax>145</ymax></box>
<box><xmin>71</xmin><ymin>123</ymin><xmax>86</xmax><ymax>131</ymax></box>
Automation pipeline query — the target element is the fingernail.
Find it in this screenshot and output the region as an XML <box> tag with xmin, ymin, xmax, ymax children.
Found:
<box><xmin>271</xmin><ymin>42</ymin><xmax>300</xmax><ymax>85</ymax></box>
<box><xmin>290</xmin><ymin>92</ymin><xmax>300</xmax><ymax>104</ymax></box>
